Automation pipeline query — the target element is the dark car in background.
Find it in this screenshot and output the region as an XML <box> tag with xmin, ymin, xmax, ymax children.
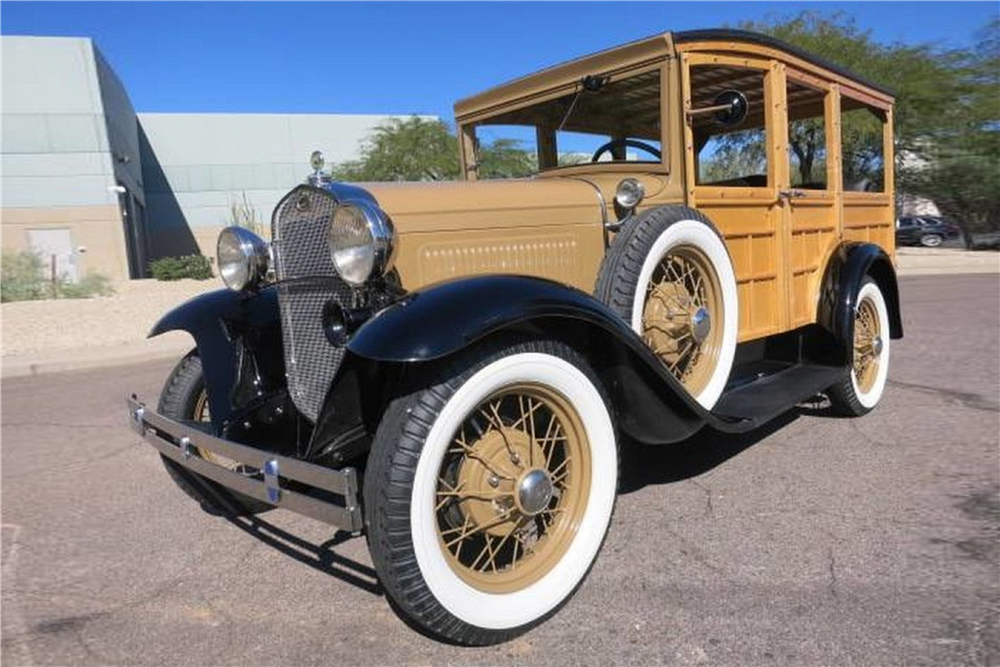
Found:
<box><xmin>896</xmin><ymin>216</ymin><xmax>961</xmax><ymax>247</ymax></box>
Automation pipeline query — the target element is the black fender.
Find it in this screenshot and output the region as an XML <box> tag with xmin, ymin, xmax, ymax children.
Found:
<box><xmin>817</xmin><ymin>243</ymin><xmax>903</xmax><ymax>365</ymax></box>
<box><xmin>149</xmin><ymin>287</ymin><xmax>281</xmax><ymax>430</ymax></box>
<box><xmin>344</xmin><ymin>274</ymin><xmax>732</xmax><ymax>445</ymax></box>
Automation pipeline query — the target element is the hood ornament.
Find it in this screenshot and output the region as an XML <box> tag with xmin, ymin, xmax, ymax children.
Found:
<box><xmin>308</xmin><ymin>150</ymin><xmax>328</xmax><ymax>186</ymax></box>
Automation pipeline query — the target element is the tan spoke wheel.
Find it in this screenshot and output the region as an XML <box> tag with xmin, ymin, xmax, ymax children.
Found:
<box><xmin>853</xmin><ymin>296</ymin><xmax>882</xmax><ymax>394</ymax></box>
<box><xmin>434</xmin><ymin>384</ymin><xmax>591</xmax><ymax>594</ymax></box>
<box><xmin>641</xmin><ymin>245</ymin><xmax>724</xmax><ymax>396</ymax></box>
<box><xmin>192</xmin><ymin>391</ymin><xmax>247</xmax><ymax>473</ymax></box>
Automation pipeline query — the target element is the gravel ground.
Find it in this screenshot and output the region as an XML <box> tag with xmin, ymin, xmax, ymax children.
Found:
<box><xmin>1</xmin><ymin>249</ymin><xmax>996</xmax><ymax>359</ymax></box>
<box><xmin>0</xmin><ymin>279</ymin><xmax>212</xmax><ymax>357</ymax></box>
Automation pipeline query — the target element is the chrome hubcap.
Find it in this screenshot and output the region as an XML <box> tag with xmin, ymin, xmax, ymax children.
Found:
<box><xmin>872</xmin><ymin>336</ymin><xmax>884</xmax><ymax>357</ymax></box>
<box><xmin>516</xmin><ymin>468</ymin><xmax>554</xmax><ymax>516</ymax></box>
<box><xmin>690</xmin><ymin>307</ymin><xmax>712</xmax><ymax>344</ymax></box>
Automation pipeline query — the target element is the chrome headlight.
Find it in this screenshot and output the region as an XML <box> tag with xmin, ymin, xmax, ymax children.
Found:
<box><xmin>328</xmin><ymin>202</ymin><xmax>395</xmax><ymax>286</ymax></box>
<box><xmin>216</xmin><ymin>226</ymin><xmax>269</xmax><ymax>291</ymax></box>
<box><xmin>615</xmin><ymin>178</ymin><xmax>645</xmax><ymax>210</ymax></box>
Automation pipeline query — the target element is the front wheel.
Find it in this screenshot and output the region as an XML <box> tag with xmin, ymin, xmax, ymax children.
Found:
<box><xmin>158</xmin><ymin>351</ymin><xmax>271</xmax><ymax>515</ymax></box>
<box><xmin>364</xmin><ymin>338</ymin><xmax>617</xmax><ymax>645</ymax></box>
<box><xmin>920</xmin><ymin>233</ymin><xmax>943</xmax><ymax>247</ymax></box>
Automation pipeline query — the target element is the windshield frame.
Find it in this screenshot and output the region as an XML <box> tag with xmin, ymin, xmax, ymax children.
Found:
<box><xmin>457</xmin><ymin>59</ymin><xmax>671</xmax><ymax>181</ymax></box>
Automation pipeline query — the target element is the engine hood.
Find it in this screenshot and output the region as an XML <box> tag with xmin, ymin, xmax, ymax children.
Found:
<box><xmin>358</xmin><ymin>178</ymin><xmax>604</xmax><ymax>233</ymax></box>
<box><xmin>340</xmin><ymin>178</ymin><xmax>607</xmax><ymax>293</ymax></box>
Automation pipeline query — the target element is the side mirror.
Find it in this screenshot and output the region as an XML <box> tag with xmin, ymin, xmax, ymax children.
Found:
<box><xmin>713</xmin><ymin>90</ymin><xmax>748</xmax><ymax>127</ymax></box>
<box><xmin>686</xmin><ymin>90</ymin><xmax>749</xmax><ymax>127</ymax></box>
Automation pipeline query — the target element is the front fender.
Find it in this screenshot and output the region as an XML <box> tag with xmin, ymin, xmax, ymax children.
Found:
<box><xmin>150</xmin><ymin>287</ymin><xmax>280</xmax><ymax>429</ymax></box>
<box><xmin>348</xmin><ymin>275</ymin><xmax>634</xmax><ymax>362</ymax></box>
<box><xmin>346</xmin><ymin>275</ymin><xmax>720</xmax><ymax>444</ymax></box>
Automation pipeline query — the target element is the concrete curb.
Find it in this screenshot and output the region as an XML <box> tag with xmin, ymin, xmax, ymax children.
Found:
<box><xmin>1</xmin><ymin>335</ymin><xmax>193</xmax><ymax>379</ymax></box>
<box><xmin>2</xmin><ymin>255</ymin><xmax>997</xmax><ymax>380</ymax></box>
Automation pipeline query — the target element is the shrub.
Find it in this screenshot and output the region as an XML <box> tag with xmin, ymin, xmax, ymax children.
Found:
<box><xmin>1</xmin><ymin>250</ymin><xmax>48</xmax><ymax>302</ymax></box>
<box><xmin>1</xmin><ymin>250</ymin><xmax>115</xmax><ymax>301</ymax></box>
<box><xmin>59</xmin><ymin>271</ymin><xmax>115</xmax><ymax>299</ymax></box>
<box><xmin>149</xmin><ymin>254</ymin><xmax>213</xmax><ymax>281</ymax></box>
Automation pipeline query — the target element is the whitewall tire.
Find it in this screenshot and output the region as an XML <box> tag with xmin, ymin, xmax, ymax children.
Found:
<box><xmin>828</xmin><ymin>278</ymin><xmax>891</xmax><ymax>415</ymax></box>
<box><xmin>364</xmin><ymin>338</ymin><xmax>617</xmax><ymax>645</ymax></box>
<box><xmin>596</xmin><ymin>207</ymin><xmax>738</xmax><ymax>409</ymax></box>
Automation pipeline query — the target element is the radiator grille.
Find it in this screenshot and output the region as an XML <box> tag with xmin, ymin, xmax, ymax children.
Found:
<box><xmin>272</xmin><ymin>186</ymin><xmax>353</xmax><ymax>422</ymax></box>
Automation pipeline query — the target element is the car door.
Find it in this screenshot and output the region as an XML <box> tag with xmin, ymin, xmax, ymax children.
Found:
<box><xmin>681</xmin><ymin>52</ymin><xmax>786</xmax><ymax>342</ymax></box>
<box><xmin>780</xmin><ymin>67</ymin><xmax>840</xmax><ymax>329</ymax></box>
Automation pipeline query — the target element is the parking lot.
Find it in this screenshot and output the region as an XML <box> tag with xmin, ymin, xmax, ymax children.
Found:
<box><xmin>2</xmin><ymin>273</ymin><xmax>998</xmax><ymax>666</ymax></box>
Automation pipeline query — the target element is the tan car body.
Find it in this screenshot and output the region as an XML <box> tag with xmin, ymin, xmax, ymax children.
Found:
<box><xmin>368</xmin><ymin>30</ymin><xmax>895</xmax><ymax>345</ymax></box>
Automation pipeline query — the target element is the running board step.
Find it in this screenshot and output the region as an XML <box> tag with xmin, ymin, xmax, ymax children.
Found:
<box><xmin>711</xmin><ymin>364</ymin><xmax>845</xmax><ymax>428</ymax></box>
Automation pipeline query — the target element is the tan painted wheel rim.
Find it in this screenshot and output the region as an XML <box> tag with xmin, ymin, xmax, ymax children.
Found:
<box><xmin>192</xmin><ymin>390</ymin><xmax>246</xmax><ymax>472</ymax></box>
<box><xmin>641</xmin><ymin>245</ymin><xmax>724</xmax><ymax>395</ymax></box>
<box><xmin>853</xmin><ymin>297</ymin><xmax>882</xmax><ymax>393</ymax></box>
<box><xmin>435</xmin><ymin>383</ymin><xmax>592</xmax><ymax>594</ymax></box>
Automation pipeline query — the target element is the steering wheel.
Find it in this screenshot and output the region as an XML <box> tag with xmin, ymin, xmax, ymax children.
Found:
<box><xmin>591</xmin><ymin>138</ymin><xmax>662</xmax><ymax>162</ymax></box>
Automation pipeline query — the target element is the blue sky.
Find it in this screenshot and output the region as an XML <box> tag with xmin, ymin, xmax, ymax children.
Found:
<box><xmin>2</xmin><ymin>1</ymin><xmax>997</xmax><ymax>124</ymax></box>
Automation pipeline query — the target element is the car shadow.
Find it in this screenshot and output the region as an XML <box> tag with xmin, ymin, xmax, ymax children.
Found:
<box><xmin>224</xmin><ymin>513</ymin><xmax>382</xmax><ymax>596</ymax></box>
<box><xmin>618</xmin><ymin>408</ymin><xmax>804</xmax><ymax>494</ymax></box>
<box><xmin>217</xmin><ymin>400</ymin><xmax>833</xmax><ymax>593</ymax></box>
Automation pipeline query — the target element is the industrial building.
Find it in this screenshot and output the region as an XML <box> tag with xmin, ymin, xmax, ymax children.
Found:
<box><xmin>1</xmin><ymin>35</ymin><xmax>411</xmax><ymax>281</ymax></box>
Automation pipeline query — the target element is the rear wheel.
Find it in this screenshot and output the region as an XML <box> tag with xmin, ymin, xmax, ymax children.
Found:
<box><xmin>596</xmin><ymin>207</ymin><xmax>738</xmax><ymax>409</ymax></box>
<box><xmin>920</xmin><ymin>233</ymin><xmax>943</xmax><ymax>247</ymax></box>
<box><xmin>365</xmin><ymin>338</ymin><xmax>617</xmax><ymax>645</ymax></box>
<box><xmin>828</xmin><ymin>279</ymin><xmax>891</xmax><ymax>416</ymax></box>
<box><xmin>158</xmin><ymin>351</ymin><xmax>270</xmax><ymax>515</ymax></box>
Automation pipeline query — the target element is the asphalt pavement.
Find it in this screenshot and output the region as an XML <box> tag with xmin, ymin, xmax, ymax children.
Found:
<box><xmin>2</xmin><ymin>274</ymin><xmax>998</xmax><ymax>667</ymax></box>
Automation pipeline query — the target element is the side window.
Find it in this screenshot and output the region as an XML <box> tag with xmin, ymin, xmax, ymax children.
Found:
<box><xmin>554</xmin><ymin>131</ymin><xmax>613</xmax><ymax>166</ymax></box>
<box><xmin>786</xmin><ymin>78</ymin><xmax>829</xmax><ymax>189</ymax></box>
<box><xmin>841</xmin><ymin>98</ymin><xmax>887</xmax><ymax>192</ymax></box>
<box><xmin>472</xmin><ymin>124</ymin><xmax>538</xmax><ymax>179</ymax></box>
<box><xmin>691</xmin><ymin>65</ymin><xmax>768</xmax><ymax>187</ymax></box>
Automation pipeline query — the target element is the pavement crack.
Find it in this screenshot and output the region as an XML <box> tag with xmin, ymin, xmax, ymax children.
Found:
<box><xmin>847</xmin><ymin>419</ymin><xmax>899</xmax><ymax>447</ymax></box>
<box><xmin>887</xmin><ymin>380</ymin><xmax>1000</xmax><ymax>413</ymax></box>
<box><xmin>690</xmin><ymin>479</ymin><xmax>715</xmax><ymax>519</ymax></box>
<box><xmin>2</xmin><ymin>421</ymin><xmax>118</xmax><ymax>430</ymax></box>
<box><xmin>662</xmin><ymin>527</ymin><xmax>723</xmax><ymax>574</ymax></box>
<box><xmin>16</xmin><ymin>442</ymin><xmax>142</xmax><ymax>478</ymax></box>
<box><xmin>826</xmin><ymin>545</ymin><xmax>840</xmax><ymax>600</ymax></box>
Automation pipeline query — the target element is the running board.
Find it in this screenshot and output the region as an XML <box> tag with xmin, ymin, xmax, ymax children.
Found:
<box><xmin>711</xmin><ymin>364</ymin><xmax>845</xmax><ymax>429</ymax></box>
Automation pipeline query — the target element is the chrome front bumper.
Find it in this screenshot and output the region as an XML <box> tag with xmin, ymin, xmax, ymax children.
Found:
<box><xmin>127</xmin><ymin>395</ymin><xmax>363</xmax><ymax>534</ymax></box>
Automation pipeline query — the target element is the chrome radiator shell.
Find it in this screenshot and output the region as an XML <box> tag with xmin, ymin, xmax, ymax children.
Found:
<box><xmin>271</xmin><ymin>186</ymin><xmax>353</xmax><ymax>422</ymax></box>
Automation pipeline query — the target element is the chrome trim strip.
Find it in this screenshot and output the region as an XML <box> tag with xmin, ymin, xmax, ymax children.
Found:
<box><xmin>127</xmin><ymin>395</ymin><xmax>363</xmax><ymax>533</ymax></box>
<box><xmin>564</xmin><ymin>176</ymin><xmax>611</xmax><ymax>248</ymax></box>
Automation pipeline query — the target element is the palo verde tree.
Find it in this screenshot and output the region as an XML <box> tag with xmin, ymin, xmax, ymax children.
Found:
<box><xmin>710</xmin><ymin>12</ymin><xmax>999</xmax><ymax>238</ymax></box>
<box><xmin>331</xmin><ymin>116</ymin><xmax>535</xmax><ymax>182</ymax></box>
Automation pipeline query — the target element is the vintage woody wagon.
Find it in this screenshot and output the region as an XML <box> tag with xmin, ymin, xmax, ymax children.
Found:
<box><xmin>128</xmin><ymin>29</ymin><xmax>902</xmax><ymax>644</ymax></box>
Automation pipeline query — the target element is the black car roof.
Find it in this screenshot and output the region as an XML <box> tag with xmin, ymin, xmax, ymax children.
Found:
<box><xmin>673</xmin><ymin>29</ymin><xmax>895</xmax><ymax>97</ymax></box>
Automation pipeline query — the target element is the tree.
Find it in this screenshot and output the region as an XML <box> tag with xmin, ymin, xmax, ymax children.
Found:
<box><xmin>331</xmin><ymin>116</ymin><xmax>536</xmax><ymax>182</ymax></box>
<box><xmin>332</xmin><ymin>117</ymin><xmax>460</xmax><ymax>182</ymax></box>
<box><xmin>903</xmin><ymin>18</ymin><xmax>1000</xmax><ymax>242</ymax></box>
<box><xmin>730</xmin><ymin>12</ymin><xmax>999</xmax><ymax>237</ymax></box>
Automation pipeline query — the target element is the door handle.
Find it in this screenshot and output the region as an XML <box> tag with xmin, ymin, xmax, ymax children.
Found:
<box><xmin>778</xmin><ymin>189</ymin><xmax>807</xmax><ymax>200</ymax></box>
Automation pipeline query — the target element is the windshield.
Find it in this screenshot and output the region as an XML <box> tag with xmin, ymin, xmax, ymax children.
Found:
<box><xmin>468</xmin><ymin>69</ymin><xmax>662</xmax><ymax>179</ymax></box>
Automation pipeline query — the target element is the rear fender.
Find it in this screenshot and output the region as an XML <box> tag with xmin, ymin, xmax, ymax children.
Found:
<box><xmin>817</xmin><ymin>243</ymin><xmax>903</xmax><ymax>365</ymax></box>
<box><xmin>149</xmin><ymin>287</ymin><xmax>281</xmax><ymax>429</ymax></box>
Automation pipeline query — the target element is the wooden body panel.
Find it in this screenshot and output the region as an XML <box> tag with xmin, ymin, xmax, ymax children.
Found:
<box><xmin>384</xmin><ymin>29</ymin><xmax>899</xmax><ymax>344</ymax></box>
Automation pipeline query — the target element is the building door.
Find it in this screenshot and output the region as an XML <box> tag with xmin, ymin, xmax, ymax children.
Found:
<box><xmin>28</xmin><ymin>228</ymin><xmax>78</xmax><ymax>283</ymax></box>
<box><xmin>119</xmin><ymin>187</ymin><xmax>148</xmax><ymax>279</ymax></box>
